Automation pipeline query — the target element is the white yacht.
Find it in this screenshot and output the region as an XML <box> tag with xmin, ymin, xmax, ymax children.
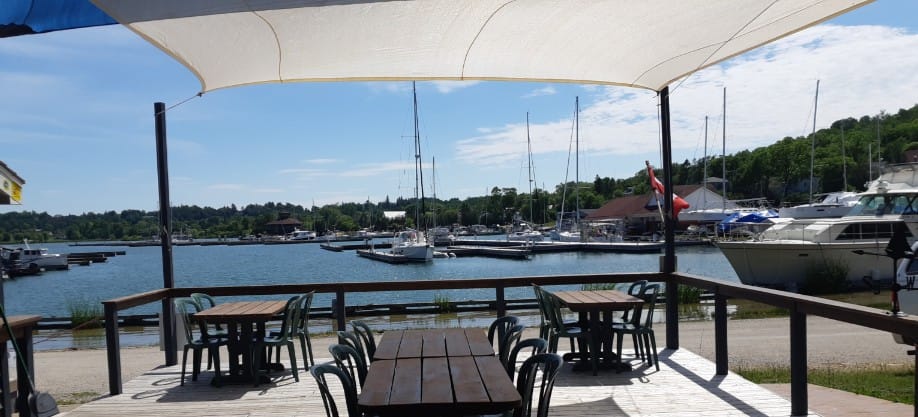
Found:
<box><xmin>287</xmin><ymin>229</ymin><xmax>317</xmax><ymax>240</ymax></box>
<box><xmin>777</xmin><ymin>191</ymin><xmax>860</xmax><ymax>219</ymax></box>
<box><xmin>390</xmin><ymin>229</ymin><xmax>434</xmax><ymax>261</ymax></box>
<box><xmin>507</xmin><ymin>213</ymin><xmax>543</xmax><ymax>243</ymax></box>
<box><xmin>1</xmin><ymin>241</ymin><xmax>69</xmax><ymax>271</ymax></box>
<box><xmin>716</xmin><ymin>163</ymin><xmax>918</xmax><ymax>290</ymax></box>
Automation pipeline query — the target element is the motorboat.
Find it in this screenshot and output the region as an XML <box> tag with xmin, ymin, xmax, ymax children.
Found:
<box><xmin>358</xmin><ymin>229</ymin><xmax>433</xmax><ymax>263</ymax></box>
<box><xmin>1</xmin><ymin>241</ymin><xmax>69</xmax><ymax>271</ymax></box>
<box><xmin>506</xmin><ymin>213</ymin><xmax>543</xmax><ymax>243</ymax></box>
<box><xmin>777</xmin><ymin>191</ymin><xmax>860</xmax><ymax>219</ymax></box>
<box><xmin>716</xmin><ymin>163</ymin><xmax>918</xmax><ymax>291</ymax></box>
<box><xmin>893</xmin><ymin>241</ymin><xmax>918</xmax><ymax>344</ymax></box>
<box><xmin>287</xmin><ymin>229</ymin><xmax>317</xmax><ymax>240</ymax></box>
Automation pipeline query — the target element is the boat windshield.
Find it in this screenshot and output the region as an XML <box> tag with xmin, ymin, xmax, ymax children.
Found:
<box><xmin>847</xmin><ymin>194</ymin><xmax>918</xmax><ymax>216</ymax></box>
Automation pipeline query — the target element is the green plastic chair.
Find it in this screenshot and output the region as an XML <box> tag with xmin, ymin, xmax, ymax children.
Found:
<box><xmin>253</xmin><ymin>294</ymin><xmax>301</xmax><ymax>385</ymax></box>
<box><xmin>336</xmin><ymin>330</ymin><xmax>367</xmax><ymax>366</ymax></box>
<box><xmin>545</xmin><ymin>291</ymin><xmax>597</xmax><ymax>375</ymax></box>
<box><xmin>350</xmin><ymin>320</ymin><xmax>377</xmax><ymax>361</ymax></box>
<box><xmin>295</xmin><ymin>291</ymin><xmax>316</xmax><ymax>367</ymax></box>
<box><xmin>310</xmin><ymin>362</ymin><xmax>362</xmax><ymax>417</ymax></box>
<box><xmin>189</xmin><ymin>292</ymin><xmax>229</xmax><ymax>347</ymax></box>
<box><xmin>532</xmin><ymin>285</ymin><xmax>578</xmax><ymax>354</ymax></box>
<box><xmin>612</xmin><ymin>283</ymin><xmax>662</xmax><ymax>370</ymax></box>
<box><xmin>616</xmin><ymin>280</ymin><xmax>648</xmax><ymax>324</ymax></box>
<box><xmin>328</xmin><ymin>343</ymin><xmax>368</xmax><ymax>388</ymax></box>
<box><xmin>174</xmin><ymin>298</ymin><xmax>228</xmax><ymax>386</ymax></box>
<box><xmin>505</xmin><ymin>337</ymin><xmax>548</xmax><ymax>380</ymax></box>
<box><xmin>514</xmin><ymin>353</ymin><xmax>563</xmax><ymax>417</ymax></box>
<box><xmin>487</xmin><ymin>315</ymin><xmax>522</xmax><ymax>366</ymax></box>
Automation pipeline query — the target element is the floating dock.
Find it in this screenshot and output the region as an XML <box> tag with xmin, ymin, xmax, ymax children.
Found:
<box><xmin>445</xmin><ymin>245</ymin><xmax>531</xmax><ymax>260</ymax></box>
<box><xmin>447</xmin><ymin>239</ymin><xmax>665</xmax><ymax>253</ymax></box>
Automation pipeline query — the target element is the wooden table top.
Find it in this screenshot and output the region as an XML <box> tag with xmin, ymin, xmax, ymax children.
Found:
<box><xmin>359</xmin><ymin>354</ymin><xmax>520</xmax><ymax>416</ymax></box>
<box><xmin>192</xmin><ymin>301</ymin><xmax>287</xmax><ymax>321</ymax></box>
<box><xmin>372</xmin><ymin>328</ymin><xmax>494</xmax><ymax>360</ymax></box>
<box><xmin>0</xmin><ymin>315</ymin><xmax>41</xmax><ymax>343</ymax></box>
<box><xmin>553</xmin><ymin>290</ymin><xmax>643</xmax><ymax>312</ymax></box>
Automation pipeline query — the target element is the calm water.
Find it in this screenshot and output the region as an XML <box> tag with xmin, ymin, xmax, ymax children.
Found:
<box><xmin>3</xmin><ymin>240</ymin><xmax>738</xmax><ymax>318</ymax></box>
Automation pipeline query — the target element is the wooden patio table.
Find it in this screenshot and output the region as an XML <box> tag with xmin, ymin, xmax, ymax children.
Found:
<box><xmin>553</xmin><ymin>289</ymin><xmax>644</xmax><ymax>372</ymax></box>
<box><xmin>0</xmin><ymin>315</ymin><xmax>40</xmax><ymax>417</ymax></box>
<box><xmin>193</xmin><ymin>300</ymin><xmax>288</xmax><ymax>385</ymax></box>
<box><xmin>359</xmin><ymin>328</ymin><xmax>521</xmax><ymax>416</ymax></box>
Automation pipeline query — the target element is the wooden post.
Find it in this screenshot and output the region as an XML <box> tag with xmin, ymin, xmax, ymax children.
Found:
<box><xmin>105</xmin><ymin>303</ymin><xmax>122</xmax><ymax>395</ymax></box>
<box><xmin>496</xmin><ymin>285</ymin><xmax>506</xmax><ymax>317</ymax></box>
<box><xmin>335</xmin><ymin>289</ymin><xmax>346</xmax><ymax>332</ymax></box>
<box><xmin>659</xmin><ymin>86</ymin><xmax>679</xmax><ymax>350</ymax></box>
<box><xmin>790</xmin><ymin>305</ymin><xmax>808</xmax><ymax>416</ymax></box>
<box><xmin>714</xmin><ymin>291</ymin><xmax>728</xmax><ymax>375</ymax></box>
<box><xmin>154</xmin><ymin>102</ymin><xmax>177</xmax><ymax>366</ymax></box>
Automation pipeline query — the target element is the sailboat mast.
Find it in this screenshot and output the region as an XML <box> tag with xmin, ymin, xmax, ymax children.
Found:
<box><xmin>432</xmin><ymin>156</ymin><xmax>437</xmax><ymax>228</ymax></box>
<box><xmin>412</xmin><ymin>81</ymin><xmax>426</xmax><ymax>228</ymax></box>
<box><xmin>703</xmin><ymin>116</ymin><xmax>708</xmax><ymax>210</ymax></box>
<box><xmin>526</xmin><ymin>112</ymin><xmax>534</xmax><ymax>223</ymax></box>
<box><xmin>809</xmin><ymin>79</ymin><xmax>820</xmax><ymax>203</ymax></box>
<box><xmin>722</xmin><ymin>87</ymin><xmax>727</xmax><ymax>210</ymax></box>
<box><xmin>575</xmin><ymin>96</ymin><xmax>580</xmax><ymax>224</ymax></box>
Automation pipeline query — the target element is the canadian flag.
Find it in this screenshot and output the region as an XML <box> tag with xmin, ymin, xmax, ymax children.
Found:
<box><xmin>646</xmin><ymin>161</ymin><xmax>690</xmax><ymax>217</ymax></box>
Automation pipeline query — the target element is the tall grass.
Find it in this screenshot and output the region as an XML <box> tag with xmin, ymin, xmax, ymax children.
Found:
<box><xmin>67</xmin><ymin>299</ymin><xmax>103</xmax><ymax>329</ymax></box>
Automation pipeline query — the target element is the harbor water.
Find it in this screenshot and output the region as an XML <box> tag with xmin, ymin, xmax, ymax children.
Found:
<box><xmin>2</xmin><ymin>240</ymin><xmax>739</xmax><ymax>349</ymax></box>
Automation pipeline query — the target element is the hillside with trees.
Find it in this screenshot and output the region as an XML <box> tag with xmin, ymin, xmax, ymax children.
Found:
<box><xmin>1</xmin><ymin>104</ymin><xmax>916</xmax><ymax>243</ymax></box>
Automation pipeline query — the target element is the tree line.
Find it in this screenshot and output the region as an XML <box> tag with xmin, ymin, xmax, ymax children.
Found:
<box><xmin>2</xmin><ymin>104</ymin><xmax>916</xmax><ymax>243</ymax></box>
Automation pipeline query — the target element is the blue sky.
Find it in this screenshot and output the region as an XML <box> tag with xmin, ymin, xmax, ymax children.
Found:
<box><xmin>2</xmin><ymin>1</ymin><xmax>918</xmax><ymax>216</ymax></box>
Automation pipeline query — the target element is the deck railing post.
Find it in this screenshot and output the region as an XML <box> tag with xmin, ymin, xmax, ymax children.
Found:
<box><xmin>790</xmin><ymin>305</ymin><xmax>808</xmax><ymax>416</ymax></box>
<box><xmin>334</xmin><ymin>289</ymin><xmax>346</xmax><ymax>332</ymax></box>
<box><xmin>496</xmin><ymin>285</ymin><xmax>506</xmax><ymax>317</ymax></box>
<box><xmin>104</xmin><ymin>303</ymin><xmax>122</xmax><ymax>395</ymax></box>
<box><xmin>714</xmin><ymin>290</ymin><xmax>728</xmax><ymax>375</ymax></box>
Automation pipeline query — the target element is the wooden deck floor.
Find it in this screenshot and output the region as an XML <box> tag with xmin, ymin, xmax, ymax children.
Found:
<box><xmin>58</xmin><ymin>347</ymin><xmax>817</xmax><ymax>417</ymax></box>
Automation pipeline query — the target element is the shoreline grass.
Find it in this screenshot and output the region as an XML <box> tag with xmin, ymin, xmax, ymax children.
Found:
<box><xmin>736</xmin><ymin>364</ymin><xmax>915</xmax><ymax>405</ymax></box>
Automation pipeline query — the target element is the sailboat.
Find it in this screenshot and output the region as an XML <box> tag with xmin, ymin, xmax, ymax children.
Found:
<box><xmin>679</xmin><ymin>87</ymin><xmax>771</xmax><ymax>225</ymax></box>
<box><xmin>552</xmin><ymin>97</ymin><xmax>583</xmax><ymax>242</ymax></box>
<box><xmin>778</xmin><ymin>80</ymin><xmax>859</xmax><ymax>219</ymax></box>
<box><xmin>508</xmin><ymin>112</ymin><xmax>543</xmax><ymax>243</ymax></box>
<box><xmin>357</xmin><ymin>82</ymin><xmax>433</xmax><ymax>263</ymax></box>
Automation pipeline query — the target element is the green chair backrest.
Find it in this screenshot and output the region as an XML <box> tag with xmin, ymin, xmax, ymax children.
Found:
<box><xmin>514</xmin><ymin>353</ymin><xmax>563</xmax><ymax>417</ymax></box>
<box><xmin>274</xmin><ymin>295</ymin><xmax>302</xmax><ymax>340</ymax></box>
<box><xmin>295</xmin><ymin>291</ymin><xmax>315</xmax><ymax>333</ymax></box>
<box><xmin>640</xmin><ymin>283</ymin><xmax>662</xmax><ymax>329</ymax></box>
<box><xmin>189</xmin><ymin>292</ymin><xmax>218</xmax><ymax>310</ymax></box>
<box><xmin>328</xmin><ymin>343</ymin><xmax>368</xmax><ymax>387</ymax></box>
<box><xmin>336</xmin><ymin>330</ymin><xmax>367</xmax><ymax>365</ymax></box>
<box><xmin>506</xmin><ymin>337</ymin><xmax>548</xmax><ymax>380</ymax></box>
<box><xmin>350</xmin><ymin>320</ymin><xmax>376</xmax><ymax>360</ymax></box>
<box><xmin>173</xmin><ymin>298</ymin><xmax>199</xmax><ymax>343</ymax></box>
<box><xmin>310</xmin><ymin>362</ymin><xmax>361</xmax><ymax>417</ymax></box>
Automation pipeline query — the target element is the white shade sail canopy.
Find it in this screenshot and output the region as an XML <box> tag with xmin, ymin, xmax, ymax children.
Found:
<box><xmin>91</xmin><ymin>0</ymin><xmax>871</xmax><ymax>93</ymax></box>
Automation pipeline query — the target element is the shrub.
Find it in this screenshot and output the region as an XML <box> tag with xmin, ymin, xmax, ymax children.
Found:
<box><xmin>801</xmin><ymin>258</ymin><xmax>849</xmax><ymax>294</ymax></box>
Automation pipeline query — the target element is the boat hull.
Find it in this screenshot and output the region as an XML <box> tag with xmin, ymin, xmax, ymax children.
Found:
<box><xmin>716</xmin><ymin>240</ymin><xmax>894</xmax><ymax>290</ymax></box>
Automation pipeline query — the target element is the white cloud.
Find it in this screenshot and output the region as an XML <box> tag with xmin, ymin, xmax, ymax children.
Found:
<box><xmin>523</xmin><ymin>86</ymin><xmax>557</xmax><ymax>98</ymax></box>
<box><xmin>455</xmin><ymin>25</ymin><xmax>918</xmax><ymax>166</ymax></box>
<box><xmin>341</xmin><ymin>161</ymin><xmax>431</xmax><ymax>177</ymax></box>
<box><xmin>209</xmin><ymin>183</ymin><xmax>243</xmax><ymax>190</ymax></box>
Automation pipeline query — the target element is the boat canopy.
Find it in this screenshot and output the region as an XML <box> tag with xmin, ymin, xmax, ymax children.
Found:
<box><xmin>82</xmin><ymin>0</ymin><xmax>872</xmax><ymax>93</ymax></box>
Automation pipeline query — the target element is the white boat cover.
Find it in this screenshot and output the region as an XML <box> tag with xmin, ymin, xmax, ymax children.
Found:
<box><xmin>90</xmin><ymin>0</ymin><xmax>871</xmax><ymax>93</ymax></box>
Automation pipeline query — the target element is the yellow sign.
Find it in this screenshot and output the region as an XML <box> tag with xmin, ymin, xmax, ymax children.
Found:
<box><xmin>0</xmin><ymin>173</ymin><xmax>23</xmax><ymax>204</ymax></box>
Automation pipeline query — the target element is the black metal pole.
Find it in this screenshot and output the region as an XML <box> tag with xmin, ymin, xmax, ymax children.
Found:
<box><xmin>790</xmin><ymin>306</ymin><xmax>808</xmax><ymax>416</ymax></box>
<box><xmin>155</xmin><ymin>102</ymin><xmax>177</xmax><ymax>366</ymax></box>
<box><xmin>660</xmin><ymin>86</ymin><xmax>679</xmax><ymax>350</ymax></box>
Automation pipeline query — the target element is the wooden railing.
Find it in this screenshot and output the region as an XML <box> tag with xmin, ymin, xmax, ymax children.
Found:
<box><xmin>102</xmin><ymin>271</ymin><xmax>918</xmax><ymax>416</ymax></box>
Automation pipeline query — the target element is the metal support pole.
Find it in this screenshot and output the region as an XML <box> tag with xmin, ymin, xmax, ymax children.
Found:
<box><xmin>496</xmin><ymin>286</ymin><xmax>506</xmax><ymax>317</ymax></box>
<box><xmin>660</xmin><ymin>86</ymin><xmax>679</xmax><ymax>350</ymax></box>
<box><xmin>104</xmin><ymin>303</ymin><xmax>122</xmax><ymax>395</ymax></box>
<box><xmin>790</xmin><ymin>306</ymin><xmax>808</xmax><ymax>416</ymax></box>
<box><xmin>714</xmin><ymin>291</ymin><xmax>728</xmax><ymax>375</ymax></box>
<box><xmin>154</xmin><ymin>102</ymin><xmax>177</xmax><ymax>366</ymax></box>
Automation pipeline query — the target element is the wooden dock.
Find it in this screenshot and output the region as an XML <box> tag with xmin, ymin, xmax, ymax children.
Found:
<box><xmin>445</xmin><ymin>245</ymin><xmax>531</xmax><ymax>259</ymax></box>
<box><xmin>448</xmin><ymin>239</ymin><xmax>665</xmax><ymax>253</ymax></box>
